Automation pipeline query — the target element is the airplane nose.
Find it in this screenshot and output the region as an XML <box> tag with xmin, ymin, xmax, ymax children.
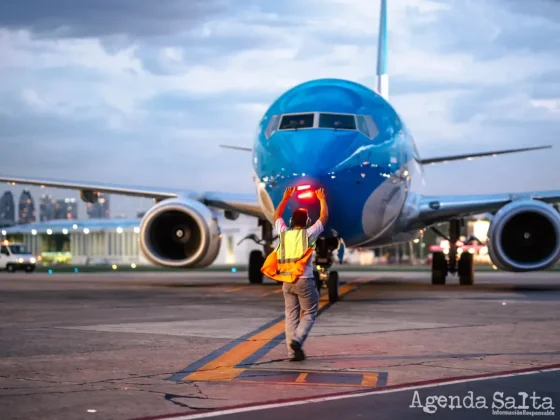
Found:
<box><xmin>266</xmin><ymin>130</ymin><xmax>358</xmax><ymax>177</ymax></box>
<box><xmin>259</xmin><ymin>130</ymin><xmax>362</xmax><ymax>224</ymax></box>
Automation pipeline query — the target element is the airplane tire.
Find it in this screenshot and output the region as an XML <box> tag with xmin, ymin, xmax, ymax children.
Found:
<box><xmin>248</xmin><ymin>250</ymin><xmax>264</xmax><ymax>284</ymax></box>
<box><xmin>431</xmin><ymin>251</ymin><xmax>447</xmax><ymax>285</ymax></box>
<box><xmin>458</xmin><ymin>252</ymin><xmax>474</xmax><ymax>286</ymax></box>
<box><xmin>313</xmin><ymin>270</ymin><xmax>322</xmax><ymax>294</ymax></box>
<box><xmin>327</xmin><ymin>271</ymin><xmax>339</xmax><ymax>303</ymax></box>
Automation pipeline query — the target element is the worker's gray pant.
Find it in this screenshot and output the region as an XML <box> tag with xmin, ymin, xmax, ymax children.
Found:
<box><xmin>282</xmin><ymin>276</ymin><xmax>319</xmax><ymax>357</ymax></box>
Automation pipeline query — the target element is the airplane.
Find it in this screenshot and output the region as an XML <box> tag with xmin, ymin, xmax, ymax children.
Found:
<box><xmin>2</xmin><ymin>0</ymin><xmax>560</xmax><ymax>303</ymax></box>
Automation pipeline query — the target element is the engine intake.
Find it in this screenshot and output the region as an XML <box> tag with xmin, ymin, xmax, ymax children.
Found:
<box><xmin>487</xmin><ymin>200</ymin><xmax>560</xmax><ymax>271</ymax></box>
<box><xmin>139</xmin><ymin>198</ymin><xmax>221</xmax><ymax>268</ymax></box>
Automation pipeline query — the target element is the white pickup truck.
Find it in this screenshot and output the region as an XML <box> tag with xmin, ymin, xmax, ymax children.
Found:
<box><xmin>0</xmin><ymin>242</ymin><xmax>37</xmax><ymax>272</ymax></box>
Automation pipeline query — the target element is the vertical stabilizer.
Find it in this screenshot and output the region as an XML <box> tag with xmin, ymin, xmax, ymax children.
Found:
<box><xmin>376</xmin><ymin>0</ymin><xmax>389</xmax><ymax>100</ymax></box>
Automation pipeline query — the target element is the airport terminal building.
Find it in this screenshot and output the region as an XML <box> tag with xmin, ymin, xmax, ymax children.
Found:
<box><xmin>1</xmin><ymin>211</ymin><xmax>504</xmax><ymax>268</ymax></box>
<box><xmin>1</xmin><ymin>215</ymin><xmax>263</xmax><ymax>267</ymax></box>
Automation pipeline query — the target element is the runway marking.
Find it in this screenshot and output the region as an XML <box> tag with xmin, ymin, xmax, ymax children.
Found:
<box><xmin>145</xmin><ymin>364</ymin><xmax>560</xmax><ymax>420</ymax></box>
<box><xmin>294</xmin><ymin>372</ymin><xmax>308</xmax><ymax>383</ymax></box>
<box><xmin>230</xmin><ymin>369</ymin><xmax>386</xmax><ymax>387</ymax></box>
<box><xmin>168</xmin><ymin>277</ymin><xmax>371</xmax><ymax>383</ymax></box>
<box><xmin>361</xmin><ymin>373</ymin><xmax>380</xmax><ymax>387</ymax></box>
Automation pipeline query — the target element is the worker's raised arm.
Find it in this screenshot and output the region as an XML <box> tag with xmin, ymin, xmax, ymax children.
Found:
<box><xmin>315</xmin><ymin>188</ymin><xmax>328</xmax><ymax>226</ymax></box>
<box><xmin>274</xmin><ymin>187</ymin><xmax>296</xmax><ymax>221</ymax></box>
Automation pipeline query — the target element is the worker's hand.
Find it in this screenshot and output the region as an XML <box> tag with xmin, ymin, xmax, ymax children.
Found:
<box><xmin>315</xmin><ymin>188</ymin><xmax>326</xmax><ymax>200</ymax></box>
<box><xmin>283</xmin><ymin>187</ymin><xmax>296</xmax><ymax>199</ymax></box>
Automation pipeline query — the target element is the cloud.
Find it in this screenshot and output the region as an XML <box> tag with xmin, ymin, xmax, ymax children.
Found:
<box><xmin>0</xmin><ymin>0</ymin><xmax>230</xmax><ymax>39</ymax></box>
<box><xmin>415</xmin><ymin>0</ymin><xmax>560</xmax><ymax>58</ymax></box>
<box><xmin>0</xmin><ymin>0</ymin><xmax>559</xmax><ymax>219</ymax></box>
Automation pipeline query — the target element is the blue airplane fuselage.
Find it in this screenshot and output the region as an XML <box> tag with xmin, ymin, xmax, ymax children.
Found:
<box><xmin>252</xmin><ymin>78</ymin><xmax>425</xmax><ymax>247</ymax></box>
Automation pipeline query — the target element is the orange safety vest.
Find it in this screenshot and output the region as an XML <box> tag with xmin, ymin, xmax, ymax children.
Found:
<box><xmin>261</xmin><ymin>228</ymin><xmax>315</xmax><ymax>283</ymax></box>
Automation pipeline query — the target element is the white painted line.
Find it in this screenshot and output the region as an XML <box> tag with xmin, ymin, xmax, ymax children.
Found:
<box><xmin>158</xmin><ymin>366</ymin><xmax>560</xmax><ymax>419</ymax></box>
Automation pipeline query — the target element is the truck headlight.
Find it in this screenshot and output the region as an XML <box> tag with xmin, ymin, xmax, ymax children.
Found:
<box><xmin>17</xmin><ymin>258</ymin><xmax>24</xmax><ymax>263</ymax></box>
<box><xmin>30</xmin><ymin>258</ymin><xmax>36</xmax><ymax>264</ymax></box>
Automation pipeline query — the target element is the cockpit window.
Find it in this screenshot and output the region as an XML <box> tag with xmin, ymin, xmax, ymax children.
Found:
<box><xmin>270</xmin><ymin>112</ymin><xmax>379</xmax><ymax>140</ymax></box>
<box><xmin>264</xmin><ymin>115</ymin><xmax>280</xmax><ymax>139</ymax></box>
<box><xmin>357</xmin><ymin>115</ymin><xmax>379</xmax><ymax>139</ymax></box>
<box><xmin>318</xmin><ymin>114</ymin><xmax>356</xmax><ymax>130</ymax></box>
<box><xmin>279</xmin><ymin>113</ymin><xmax>314</xmax><ymax>130</ymax></box>
<box><xmin>357</xmin><ymin>116</ymin><xmax>370</xmax><ymax>137</ymax></box>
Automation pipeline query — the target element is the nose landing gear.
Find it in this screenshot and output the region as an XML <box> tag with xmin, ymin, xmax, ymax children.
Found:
<box><xmin>313</xmin><ymin>237</ymin><xmax>340</xmax><ymax>303</ymax></box>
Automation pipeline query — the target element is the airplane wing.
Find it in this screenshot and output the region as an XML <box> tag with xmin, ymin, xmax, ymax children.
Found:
<box><xmin>219</xmin><ymin>145</ymin><xmax>553</xmax><ymax>161</ymax></box>
<box><xmin>418</xmin><ymin>145</ymin><xmax>550</xmax><ymax>165</ymax></box>
<box><xmin>416</xmin><ymin>190</ymin><xmax>560</xmax><ymax>227</ymax></box>
<box><xmin>219</xmin><ymin>145</ymin><xmax>252</xmax><ymax>152</ymax></box>
<box><xmin>0</xmin><ymin>175</ymin><xmax>182</xmax><ymax>200</ymax></box>
<box><xmin>0</xmin><ymin>174</ymin><xmax>265</xmax><ymax>219</ymax></box>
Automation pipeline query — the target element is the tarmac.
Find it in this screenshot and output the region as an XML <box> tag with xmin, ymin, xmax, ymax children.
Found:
<box><xmin>0</xmin><ymin>269</ymin><xmax>559</xmax><ymax>419</ymax></box>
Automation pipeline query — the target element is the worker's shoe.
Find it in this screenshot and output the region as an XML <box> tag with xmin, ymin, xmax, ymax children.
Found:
<box><xmin>289</xmin><ymin>339</ymin><xmax>305</xmax><ymax>361</ymax></box>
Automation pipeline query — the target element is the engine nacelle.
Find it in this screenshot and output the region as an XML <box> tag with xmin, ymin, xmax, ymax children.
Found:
<box><xmin>487</xmin><ymin>200</ymin><xmax>560</xmax><ymax>272</ymax></box>
<box><xmin>139</xmin><ymin>198</ymin><xmax>221</xmax><ymax>268</ymax></box>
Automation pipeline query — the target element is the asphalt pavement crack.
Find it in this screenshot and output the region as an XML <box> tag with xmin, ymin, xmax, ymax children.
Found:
<box><xmin>164</xmin><ymin>395</ymin><xmax>209</xmax><ymax>410</ymax></box>
<box><xmin>0</xmin><ymin>375</ymin><xmax>76</xmax><ymax>386</ymax></box>
<box><xmin>191</xmin><ymin>382</ymin><xmax>209</xmax><ymax>399</ymax></box>
<box><xmin>164</xmin><ymin>392</ymin><xmax>216</xmax><ymax>410</ymax></box>
<box><xmin>418</xmin><ymin>362</ymin><xmax>492</xmax><ymax>373</ymax></box>
<box><xmin>0</xmin><ymin>385</ymin><xmax>123</xmax><ymax>398</ymax></box>
<box><xmin>238</xmin><ymin>358</ymin><xmax>286</xmax><ymax>367</ymax></box>
<box><xmin>74</xmin><ymin>371</ymin><xmax>176</xmax><ymax>387</ymax></box>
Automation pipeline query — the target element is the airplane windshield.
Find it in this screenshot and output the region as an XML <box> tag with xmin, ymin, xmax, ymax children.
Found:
<box><xmin>318</xmin><ymin>114</ymin><xmax>356</xmax><ymax>130</ymax></box>
<box><xmin>9</xmin><ymin>245</ymin><xmax>31</xmax><ymax>255</ymax></box>
<box><xmin>273</xmin><ymin>112</ymin><xmax>377</xmax><ymax>138</ymax></box>
<box><xmin>357</xmin><ymin>115</ymin><xmax>379</xmax><ymax>139</ymax></box>
<box><xmin>279</xmin><ymin>114</ymin><xmax>314</xmax><ymax>130</ymax></box>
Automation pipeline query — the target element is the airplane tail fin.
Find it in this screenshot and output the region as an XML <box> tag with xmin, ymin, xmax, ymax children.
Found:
<box><xmin>376</xmin><ymin>0</ymin><xmax>389</xmax><ymax>100</ymax></box>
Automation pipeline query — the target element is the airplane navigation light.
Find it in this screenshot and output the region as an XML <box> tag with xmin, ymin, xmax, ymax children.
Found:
<box><xmin>298</xmin><ymin>191</ymin><xmax>314</xmax><ymax>199</ymax></box>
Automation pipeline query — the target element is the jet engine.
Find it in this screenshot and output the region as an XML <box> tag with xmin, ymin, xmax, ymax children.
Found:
<box><xmin>487</xmin><ymin>200</ymin><xmax>560</xmax><ymax>272</ymax></box>
<box><xmin>139</xmin><ymin>198</ymin><xmax>221</xmax><ymax>268</ymax></box>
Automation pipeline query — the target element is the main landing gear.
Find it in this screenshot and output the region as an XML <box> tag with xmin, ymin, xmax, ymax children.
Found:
<box><xmin>313</xmin><ymin>237</ymin><xmax>341</xmax><ymax>303</ymax></box>
<box><xmin>431</xmin><ymin>219</ymin><xmax>475</xmax><ymax>286</ymax></box>
<box><xmin>240</xmin><ymin>219</ymin><xmax>277</xmax><ymax>284</ymax></box>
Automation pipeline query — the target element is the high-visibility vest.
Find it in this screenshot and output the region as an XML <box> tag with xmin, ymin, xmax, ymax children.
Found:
<box><xmin>261</xmin><ymin>229</ymin><xmax>315</xmax><ymax>283</ymax></box>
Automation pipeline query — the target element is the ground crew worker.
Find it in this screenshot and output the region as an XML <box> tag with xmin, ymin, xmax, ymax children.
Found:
<box><xmin>261</xmin><ymin>186</ymin><xmax>328</xmax><ymax>361</ymax></box>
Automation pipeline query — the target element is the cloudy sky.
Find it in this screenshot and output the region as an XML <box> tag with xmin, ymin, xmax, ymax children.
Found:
<box><xmin>0</xmin><ymin>0</ymin><xmax>559</xmax><ymax>220</ymax></box>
